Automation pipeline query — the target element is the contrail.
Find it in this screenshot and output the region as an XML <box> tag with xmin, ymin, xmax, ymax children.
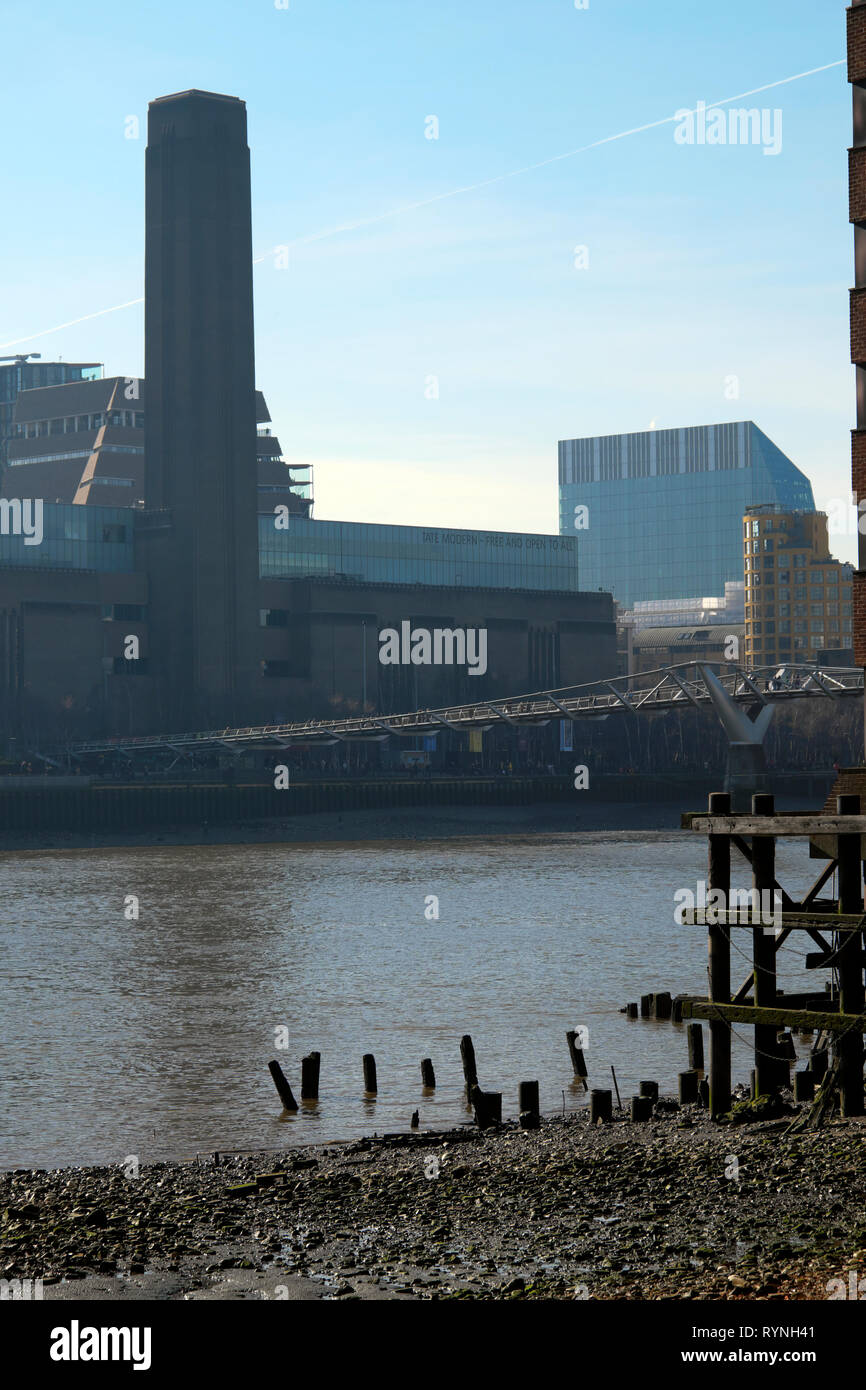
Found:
<box><xmin>0</xmin><ymin>299</ymin><xmax>144</xmax><ymax>352</ymax></box>
<box><xmin>1</xmin><ymin>58</ymin><xmax>844</xmax><ymax>351</ymax></box>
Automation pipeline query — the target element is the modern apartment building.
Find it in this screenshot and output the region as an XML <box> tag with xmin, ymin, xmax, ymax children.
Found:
<box><xmin>743</xmin><ymin>504</ymin><xmax>854</xmax><ymax>668</ymax></box>
<box><xmin>558</xmin><ymin>422</ymin><xmax>815</xmax><ymax>609</ymax></box>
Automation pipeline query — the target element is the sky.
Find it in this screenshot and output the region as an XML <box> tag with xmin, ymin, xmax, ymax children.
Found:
<box><xmin>0</xmin><ymin>0</ymin><xmax>857</xmax><ymax>561</ymax></box>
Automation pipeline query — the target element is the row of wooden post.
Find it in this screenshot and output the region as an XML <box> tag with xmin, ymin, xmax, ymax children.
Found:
<box><xmin>268</xmin><ymin>1029</ymin><xmax>589</xmax><ymax>1126</ymax></box>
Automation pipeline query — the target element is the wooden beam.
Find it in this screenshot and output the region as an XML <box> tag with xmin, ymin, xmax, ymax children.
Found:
<box><xmin>681</xmin><ymin>910</ymin><xmax>866</xmax><ymax>932</ymax></box>
<box><xmin>691</xmin><ymin>815</ymin><xmax>866</xmax><ymax>836</ymax></box>
<box><xmin>682</xmin><ymin>1002</ymin><xmax>866</xmax><ymax>1032</ymax></box>
<box><xmin>802</xmin><ymin>860</ymin><xmax>839</xmax><ymax>906</ymax></box>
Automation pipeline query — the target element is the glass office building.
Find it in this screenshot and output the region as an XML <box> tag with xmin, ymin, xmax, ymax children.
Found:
<box><xmin>259</xmin><ymin>517</ymin><xmax>580</xmax><ymax>592</ymax></box>
<box><xmin>1</xmin><ymin>505</ymin><xmax>580</xmax><ymax>591</ymax></box>
<box><xmin>0</xmin><ymin>502</ymin><xmax>134</xmax><ymax>571</ymax></box>
<box><xmin>558</xmin><ymin>421</ymin><xmax>815</xmax><ymax>609</ymax></box>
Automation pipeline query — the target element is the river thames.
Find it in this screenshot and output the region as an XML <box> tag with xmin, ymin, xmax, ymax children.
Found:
<box><xmin>0</xmin><ymin>829</ymin><xmax>818</xmax><ymax>1169</ymax></box>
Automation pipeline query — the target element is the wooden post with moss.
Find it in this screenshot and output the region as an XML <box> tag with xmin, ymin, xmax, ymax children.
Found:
<box><xmin>751</xmin><ymin>793</ymin><xmax>778</xmax><ymax>1096</ymax></box>
<box><xmin>836</xmin><ymin>794</ymin><xmax>864</xmax><ymax>1116</ymax></box>
<box><xmin>707</xmin><ymin>791</ymin><xmax>731</xmax><ymax>1117</ymax></box>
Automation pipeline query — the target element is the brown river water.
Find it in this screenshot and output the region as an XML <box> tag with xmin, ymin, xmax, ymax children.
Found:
<box><xmin>0</xmin><ymin>831</ymin><xmax>821</xmax><ymax>1169</ymax></box>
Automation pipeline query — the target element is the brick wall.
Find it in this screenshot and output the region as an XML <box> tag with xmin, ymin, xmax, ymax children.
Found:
<box><xmin>853</xmin><ymin>570</ymin><xmax>866</xmax><ymax>665</ymax></box>
<box><xmin>849</xmin><ymin>5</ymin><xmax>866</xmax><ymax>86</ymax></box>
<box><xmin>851</xmin><ymin>288</ymin><xmax>866</xmax><ymax>363</ymax></box>
<box><xmin>851</xmin><ymin>146</ymin><xmax>866</xmax><ymax>222</ymax></box>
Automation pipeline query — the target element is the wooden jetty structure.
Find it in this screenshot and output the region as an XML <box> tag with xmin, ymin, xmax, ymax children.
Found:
<box><xmin>680</xmin><ymin>791</ymin><xmax>866</xmax><ymax>1120</ymax></box>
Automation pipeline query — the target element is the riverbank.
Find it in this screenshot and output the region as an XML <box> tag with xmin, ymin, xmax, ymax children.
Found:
<box><xmin>4</xmin><ymin>1101</ymin><xmax>864</xmax><ymax>1302</ymax></box>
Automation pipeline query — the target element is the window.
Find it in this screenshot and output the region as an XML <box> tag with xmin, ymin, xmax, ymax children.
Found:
<box><xmin>101</xmin><ymin>524</ymin><xmax>126</xmax><ymax>543</ymax></box>
<box><xmin>810</xmin><ymin>587</ymin><xmax>824</xmax><ymax>601</ymax></box>
<box><xmin>811</xmin><ymin>604</ymin><xmax>824</xmax><ymax>617</ymax></box>
<box><xmin>778</xmin><ymin>587</ymin><xmax>790</xmax><ymax>601</ymax></box>
<box><xmin>794</xmin><ymin>587</ymin><xmax>807</xmax><ymax>600</ymax></box>
<box><xmin>779</xmin><ymin>604</ymin><xmax>789</xmax><ymax>617</ymax></box>
<box><xmin>779</xmin><ymin>620</ymin><xmax>791</xmax><ymax>633</ymax></box>
<box><xmin>763</xmin><ymin>538</ymin><xmax>774</xmax><ymax>551</ymax></box>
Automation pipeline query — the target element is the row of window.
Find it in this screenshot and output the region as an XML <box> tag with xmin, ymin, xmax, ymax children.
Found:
<box><xmin>748</xmin><ymin>619</ymin><xmax>852</xmax><ymax>634</ymax></box>
<box><xmin>746</xmin><ymin>574</ymin><xmax>851</xmax><ymax>592</ymax></box>
<box><xmin>7</xmin><ymin>446</ymin><xmax>144</xmax><ymax>467</ymax></box>
<box><xmin>15</xmin><ymin>412</ymin><xmax>144</xmax><ymax>437</ymax></box>
<box><xmin>745</xmin><ymin>517</ymin><xmax>791</xmax><ymax>535</ymax></box>
<box><xmin>747</xmin><ymin>637</ymin><xmax>839</xmax><ymax>651</ymax></box>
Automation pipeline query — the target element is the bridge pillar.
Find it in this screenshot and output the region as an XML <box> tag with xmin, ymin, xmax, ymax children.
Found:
<box><xmin>698</xmin><ymin>664</ymin><xmax>774</xmax><ymax>812</ymax></box>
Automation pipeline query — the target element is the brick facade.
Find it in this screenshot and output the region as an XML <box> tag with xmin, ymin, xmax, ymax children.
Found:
<box><xmin>850</xmin><ymin>145</ymin><xmax>866</xmax><ymax>222</ymax></box>
<box><xmin>854</xmin><ymin>570</ymin><xmax>866</xmax><ymax>666</ymax></box>
<box><xmin>849</xmin><ymin>4</ymin><xmax>866</xmax><ymax>87</ymax></box>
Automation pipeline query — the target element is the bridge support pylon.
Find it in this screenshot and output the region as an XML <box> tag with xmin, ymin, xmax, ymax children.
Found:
<box><xmin>698</xmin><ymin>664</ymin><xmax>774</xmax><ymax>811</ymax></box>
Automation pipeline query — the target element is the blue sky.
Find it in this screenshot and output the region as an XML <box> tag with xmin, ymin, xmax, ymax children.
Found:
<box><xmin>0</xmin><ymin>0</ymin><xmax>857</xmax><ymax>561</ymax></box>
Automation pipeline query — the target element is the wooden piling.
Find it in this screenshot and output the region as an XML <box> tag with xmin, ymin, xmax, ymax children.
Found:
<box><xmin>638</xmin><ymin>1080</ymin><xmax>658</xmax><ymax>1103</ymax></box>
<box><xmin>626</xmin><ymin>1002</ymin><xmax>639</xmax><ymax>1020</ymax></box>
<box><xmin>566</xmin><ymin>1031</ymin><xmax>589</xmax><ymax>1087</ymax></box>
<box><xmin>300</xmin><ymin>1050</ymin><xmax>320</xmax><ymax>1100</ymax></box>
<box><xmin>589</xmin><ymin>1089</ymin><xmax>612</xmax><ymax>1124</ymax></box>
<box><xmin>268</xmin><ymin>1059</ymin><xmax>299</xmax><ymax>1112</ymax></box>
<box><xmin>836</xmin><ymin>794</ymin><xmax>864</xmax><ymax>1117</ymax></box>
<box><xmin>421</xmin><ymin>1058</ymin><xmax>436</xmax><ymax>1089</ymax></box>
<box><xmin>687</xmin><ymin>1023</ymin><xmax>705</xmax><ymax>1072</ymax></box>
<box><xmin>653</xmin><ymin>992</ymin><xmax>672</xmax><ymax>1020</ymax></box>
<box><xmin>678</xmin><ymin>1070</ymin><xmax>699</xmax><ymax>1104</ymax></box>
<box><xmin>707</xmin><ymin>791</ymin><xmax>732</xmax><ymax>1118</ymax></box>
<box><xmin>630</xmin><ymin>1095</ymin><xmax>652</xmax><ymax>1122</ymax></box>
<box><xmin>470</xmin><ymin>1085</ymin><xmax>501</xmax><ymax>1129</ymax></box>
<box><xmin>751</xmin><ymin>793</ymin><xmax>778</xmax><ymax>1097</ymax></box>
<box><xmin>639</xmin><ymin>994</ymin><xmax>653</xmax><ymax>1019</ymax></box>
<box><xmin>363</xmin><ymin>1053</ymin><xmax>378</xmax><ymax>1094</ymax></box>
<box><xmin>460</xmin><ymin>1035</ymin><xmax>478</xmax><ymax>1095</ymax></box>
<box><xmin>518</xmin><ymin>1080</ymin><xmax>540</xmax><ymax>1119</ymax></box>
